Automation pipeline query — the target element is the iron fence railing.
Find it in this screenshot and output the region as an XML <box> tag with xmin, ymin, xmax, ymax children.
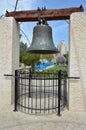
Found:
<box><xmin>14</xmin><ymin>69</ymin><xmax>67</xmax><ymax>116</ymax></box>
<box><xmin>4</xmin><ymin>69</ymin><xmax>80</xmax><ymax>116</ymax></box>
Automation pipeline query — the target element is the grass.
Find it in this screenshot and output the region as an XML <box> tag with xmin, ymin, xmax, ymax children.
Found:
<box><xmin>31</xmin><ymin>64</ymin><xmax>68</xmax><ymax>78</ymax></box>
<box><xmin>21</xmin><ymin>64</ymin><xmax>68</xmax><ymax>78</ymax></box>
<box><xmin>43</xmin><ymin>64</ymin><xmax>68</xmax><ymax>73</ymax></box>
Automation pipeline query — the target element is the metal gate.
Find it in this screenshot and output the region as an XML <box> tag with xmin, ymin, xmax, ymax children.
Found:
<box><xmin>14</xmin><ymin>69</ymin><xmax>67</xmax><ymax>116</ymax></box>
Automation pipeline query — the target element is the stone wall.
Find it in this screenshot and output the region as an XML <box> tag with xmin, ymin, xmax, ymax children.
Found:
<box><xmin>0</xmin><ymin>17</ymin><xmax>19</xmax><ymax>106</ymax></box>
<box><xmin>69</xmin><ymin>13</ymin><xmax>86</xmax><ymax>112</ymax></box>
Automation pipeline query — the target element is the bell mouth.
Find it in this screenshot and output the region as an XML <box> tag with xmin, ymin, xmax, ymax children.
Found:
<box><xmin>28</xmin><ymin>49</ymin><xmax>59</xmax><ymax>54</ymax></box>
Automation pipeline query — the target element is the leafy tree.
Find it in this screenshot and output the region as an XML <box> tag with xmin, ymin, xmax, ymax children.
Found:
<box><xmin>22</xmin><ymin>53</ymin><xmax>40</xmax><ymax>68</ymax></box>
<box><xmin>20</xmin><ymin>42</ymin><xmax>27</xmax><ymax>62</ymax></box>
<box><xmin>40</xmin><ymin>54</ymin><xmax>53</xmax><ymax>61</ymax></box>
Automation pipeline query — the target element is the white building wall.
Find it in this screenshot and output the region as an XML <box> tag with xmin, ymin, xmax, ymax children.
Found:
<box><xmin>0</xmin><ymin>17</ymin><xmax>19</xmax><ymax>107</ymax></box>
<box><xmin>69</xmin><ymin>13</ymin><xmax>86</xmax><ymax>112</ymax></box>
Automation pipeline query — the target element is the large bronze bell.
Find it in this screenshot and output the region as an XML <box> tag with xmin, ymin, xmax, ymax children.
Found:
<box><xmin>28</xmin><ymin>19</ymin><xmax>59</xmax><ymax>54</ymax></box>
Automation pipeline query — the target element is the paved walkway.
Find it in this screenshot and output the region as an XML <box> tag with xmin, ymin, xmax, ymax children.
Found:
<box><xmin>0</xmin><ymin>105</ymin><xmax>86</xmax><ymax>130</ymax></box>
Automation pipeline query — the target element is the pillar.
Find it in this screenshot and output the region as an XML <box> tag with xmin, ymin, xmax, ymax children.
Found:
<box><xmin>0</xmin><ymin>17</ymin><xmax>19</xmax><ymax>106</ymax></box>
<box><xmin>69</xmin><ymin>13</ymin><xmax>86</xmax><ymax>111</ymax></box>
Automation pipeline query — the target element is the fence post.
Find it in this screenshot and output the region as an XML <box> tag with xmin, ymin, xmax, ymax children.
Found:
<box><xmin>57</xmin><ymin>70</ymin><xmax>62</xmax><ymax>116</ymax></box>
<box><xmin>63</xmin><ymin>75</ymin><xmax>67</xmax><ymax>106</ymax></box>
<box><xmin>13</xmin><ymin>70</ymin><xmax>18</xmax><ymax>112</ymax></box>
<box><xmin>29</xmin><ymin>69</ymin><xmax>31</xmax><ymax>97</ymax></box>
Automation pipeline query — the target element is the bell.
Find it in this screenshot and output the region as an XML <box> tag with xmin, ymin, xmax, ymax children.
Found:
<box><xmin>28</xmin><ymin>19</ymin><xmax>59</xmax><ymax>54</ymax></box>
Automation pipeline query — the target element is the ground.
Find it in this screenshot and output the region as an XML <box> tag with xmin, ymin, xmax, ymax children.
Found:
<box><xmin>0</xmin><ymin>105</ymin><xmax>86</xmax><ymax>130</ymax></box>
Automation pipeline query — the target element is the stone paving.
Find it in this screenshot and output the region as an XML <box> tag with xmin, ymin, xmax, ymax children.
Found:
<box><xmin>0</xmin><ymin>105</ymin><xmax>86</xmax><ymax>130</ymax></box>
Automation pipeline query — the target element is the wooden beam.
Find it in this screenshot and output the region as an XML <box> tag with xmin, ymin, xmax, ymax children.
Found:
<box><xmin>5</xmin><ymin>5</ymin><xmax>84</xmax><ymax>22</ymax></box>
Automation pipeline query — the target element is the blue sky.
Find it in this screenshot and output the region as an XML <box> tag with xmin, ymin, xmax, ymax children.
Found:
<box><xmin>0</xmin><ymin>0</ymin><xmax>86</xmax><ymax>47</ymax></box>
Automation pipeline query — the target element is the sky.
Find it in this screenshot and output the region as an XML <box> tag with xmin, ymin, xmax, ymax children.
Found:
<box><xmin>0</xmin><ymin>0</ymin><xmax>86</xmax><ymax>47</ymax></box>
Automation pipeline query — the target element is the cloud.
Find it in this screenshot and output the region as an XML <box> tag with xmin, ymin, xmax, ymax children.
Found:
<box><xmin>0</xmin><ymin>0</ymin><xmax>15</xmax><ymax>15</ymax></box>
<box><xmin>0</xmin><ymin>0</ymin><xmax>40</xmax><ymax>15</ymax></box>
<box><xmin>16</xmin><ymin>0</ymin><xmax>38</xmax><ymax>10</ymax></box>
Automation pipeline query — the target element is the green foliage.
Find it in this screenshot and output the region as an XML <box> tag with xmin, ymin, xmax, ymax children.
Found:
<box><xmin>22</xmin><ymin>53</ymin><xmax>40</xmax><ymax>68</ymax></box>
<box><xmin>20</xmin><ymin>40</ymin><xmax>40</xmax><ymax>68</ymax></box>
<box><xmin>20</xmin><ymin>42</ymin><xmax>28</xmax><ymax>62</ymax></box>
<box><xmin>44</xmin><ymin>64</ymin><xmax>68</xmax><ymax>73</ymax></box>
<box><xmin>40</xmin><ymin>54</ymin><xmax>53</xmax><ymax>61</ymax></box>
<box><xmin>32</xmin><ymin>65</ymin><xmax>68</xmax><ymax>78</ymax></box>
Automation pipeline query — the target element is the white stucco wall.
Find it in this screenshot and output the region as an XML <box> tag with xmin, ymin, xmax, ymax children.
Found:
<box><xmin>0</xmin><ymin>17</ymin><xmax>19</xmax><ymax>106</ymax></box>
<box><xmin>69</xmin><ymin>13</ymin><xmax>86</xmax><ymax>112</ymax></box>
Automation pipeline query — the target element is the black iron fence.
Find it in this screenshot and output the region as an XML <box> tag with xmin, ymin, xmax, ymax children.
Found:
<box><xmin>13</xmin><ymin>69</ymin><xmax>67</xmax><ymax>116</ymax></box>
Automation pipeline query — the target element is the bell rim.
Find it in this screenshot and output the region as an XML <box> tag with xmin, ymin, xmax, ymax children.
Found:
<box><xmin>28</xmin><ymin>49</ymin><xmax>59</xmax><ymax>54</ymax></box>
